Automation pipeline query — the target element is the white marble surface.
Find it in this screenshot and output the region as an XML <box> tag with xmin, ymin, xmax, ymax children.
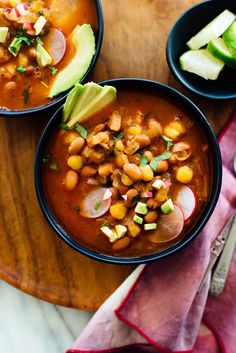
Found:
<box><xmin>0</xmin><ymin>280</ymin><xmax>93</xmax><ymax>353</ymax></box>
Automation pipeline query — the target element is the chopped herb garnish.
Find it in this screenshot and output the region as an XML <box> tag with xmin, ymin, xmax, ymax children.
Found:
<box><xmin>161</xmin><ymin>134</ymin><xmax>174</xmax><ymax>151</ymax></box>
<box><xmin>49</xmin><ymin>66</ymin><xmax>58</xmax><ymax>77</ymax></box>
<box><xmin>17</xmin><ymin>27</ymin><xmax>24</xmax><ymax>37</ymax></box>
<box><xmin>49</xmin><ymin>163</ymin><xmax>58</xmax><ymax>171</ymax></box>
<box><xmin>17</xmin><ymin>65</ymin><xmax>26</xmax><ymax>73</ymax></box>
<box><xmin>150</xmin><ymin>153</ymin><xmax>172</xmax><ymax>171</ymax></box>
<box><xmin>37</xmin><ymin>9</ymin><xmax>44</xmax><ymax>15</ymax></box>
<box><xmin>114</xmin><ymin>131</ymin><xmax>124</xmax><ymax>141</ymax></box>
<box><xmin>131</xmin><ymin>193</ymin><xmax>139</xmax><ymax>204</ymax></box>
<box><xmin>102</xmin><ymin>221</ymin><xmax>110</xmax><ymax>227</ymax></box>
<box><xmin>140</xmin><ymin>156</ymin><xmax>148</xmax><ymax>166</ymax></box>
<box><xmin>22</xmin><ymin>87</ymin><xmax>30</xmax><ymax>104</ymax></box>
<box><xmin>58</xmin><ymin>123</ymin><xmax>69</xmax><ymax>131</ymax></box>
<box><xmin>43</xmin><ymin>154</ymin><xmax>50</xmax><ymax>163</ymax></box>
<box><xmin>95</xmin><ymin>200</ymin><xmax>102</xmax><ymax>210</ymax></box>
<box><xmin>75</xmin><ymin>205</ymin><xmax>80</xmax><ymax>212</ymax></box>
<box><xmin>76</xmin><ymin>124</ymin><xmax>88</xmax><ymax>139</ymax></box>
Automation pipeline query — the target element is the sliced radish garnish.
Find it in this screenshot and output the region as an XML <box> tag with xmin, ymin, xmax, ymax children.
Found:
<box><xmin>16</xmin><ymin>3</ymin><xmax>29</xmax><ymax>16</ymax></box>
<box><xmin>173</xmin><ymin>186</ymin><xmax>197</xmax><ymax>221</ymax></box>
<box><xmin>42</xmin><ymin>28</ymin><xmax>66</xmax><ymax>65</ymax></box>
<box><xmin>140</xmin><ymin>191</ymin><xmax>153</xmax><ymax>198</ymax></box>
<box><xmin>80</xmin><ymin>187</ymin><xmax>111</xmax><ymax>219</ymax></box>
<box><xmin>148</xmin><ymin>204</ymin><xmax>184</xmax><ymax>243</ymax></box>
<box><xmin>103</xmin><ymin>189</ymin><xmax>112</xmax><ymax>201</ymax></box>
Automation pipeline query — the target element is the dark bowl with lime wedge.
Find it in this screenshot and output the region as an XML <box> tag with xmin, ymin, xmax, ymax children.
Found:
<box><xmin>35</xmin><ymin>78</ymin><xmax>222</xmax><ymax>264</ymax></box>
<box><xmin>166</xmin><ymin>0</ymin><xmax>236</xmax><ymax>100</ymax></box>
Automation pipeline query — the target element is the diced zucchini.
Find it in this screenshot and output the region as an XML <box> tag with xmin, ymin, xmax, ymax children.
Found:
<box><xmin>152</xmin><ymin>179</ymin><xmax>164</xmax><ymax>190</ymax></box>
<box><xmin>144</xmin><ymin>223</ymin><xmax>157</xmax><ymax>231</ymax></box>
<box><xmin>9</xmin><ymin>37</ymin><xmax>22</xmax><ymax>57</ymax></box>
<box><xmin>0</xmin><ymin>27</ymin><xmax>9</xmax><ymax>44</ymax></box>
<box><xmin>187</xmin><ymin>9</ymin><xmax>236</xmax><ymax>50</ymax></box>
<box><xmin>34</xmin><ymin>16</ymin><xmax>47</xmax><ymax>35</ymax></box>
<box><xmin>161</xmin><ymin>199</ymin><xmax>174</xmax><ymax>214</ymax></box>
<box><xmin>115</xmin><ymin>225</ymin><xmax>127</xmax><ymax>238</ymax></box>
<box><xmin>100</xmin><ymin>226</ymin><xmax>118</xmax><ymax>243</ymax></box>
<box><xmin>135</xmin><ymin>202</ymin><xmax>148</xmax><ymax>215</ymax></box>
<box><xmin>133</xmin><ymin>214</ymin><xmax>143</xmax><ymax>225</ymax></box>
<box><xmin>36</xmin><ymin>43</ymin><xmax>53</xmax><ymax>67</ymax></box>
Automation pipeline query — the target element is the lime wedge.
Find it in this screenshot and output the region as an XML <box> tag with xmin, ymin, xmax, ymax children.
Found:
<box><xmin>223</xmin><ymin>20</ymin><xmax>236</xmax><ymax>57</ymax></box>
<box><xmin>187</xmin><ymin>9</ymin><xmax>235</xmax><ymax>50</ymax></box>
<box><xmin>208</xmin><ymin>37</ymin><xmax>236</xmax><ymax>68</ymax></box>
<box><xmin>180</xmin><ymin>49</ymin><xmax>224</xmax><ymax>80</ymax></box>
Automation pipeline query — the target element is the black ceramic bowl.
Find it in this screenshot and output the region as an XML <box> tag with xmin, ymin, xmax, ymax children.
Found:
<box><xmin>166</xmin><ymin>0</ymin><xmax>236</xmax><ymax>100</ymax></box>
<box><xmin>0</xmin><ymin>0</ymin><xmax>104</xmax><ymax>117</ymax></box>
<box><xmin>34</xmin><ymin>78</ymin><xmax>222</xmax><ymax>264</ymax></box>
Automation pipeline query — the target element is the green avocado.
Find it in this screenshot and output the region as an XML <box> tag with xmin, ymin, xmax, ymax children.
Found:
<box><xmin>48</xmin><ymin>24</ymin><xmax>95</xmax><ymax>98</ymax></box>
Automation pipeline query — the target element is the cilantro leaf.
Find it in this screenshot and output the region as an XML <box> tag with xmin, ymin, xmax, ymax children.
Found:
<box><xmin>58</xmin><ymin>123</ymin><xmax>69</xmax><ymax>131</ymax></box>
<box><xmin>49</xmin><ymin>66</ymin><xmax>58</xmax><ymax>77</ymax></box>
<box><xmin>76</xmin><ymin>124</ymin><xmax>88</xmax><ymax>139</ymax></box>
<box><xmin>95</xmin><ymin>200</ymin><xmax>102</xmax><ymax>210</ymax></box>
<box><xmin>43</xmin><ymin>154</ymin><xmax>50</xmax><ymax>164</ymax></box>
<box><xmin>140</xmin><ymin>156</ymin><xmax>148</xmax><ymax>166</ymax></box>
<box><xmin>161</xmin><ymin>134</ymin><xmax>174</xmax><ymax>151</ymax></box>
<box><xmin>17</xmin><ymin>65</ymin><xmax>26</xmax><ymax>73</ymax></box>
<box><xmin>150</xmin><ymin>153</ymin><xmax>172</xmax><ymax>171</ymax></box>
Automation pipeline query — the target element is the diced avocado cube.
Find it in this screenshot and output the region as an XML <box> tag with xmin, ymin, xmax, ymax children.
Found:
<box><xmin>161</xmin><ymin>198</ymin><xmax>174</xmax><ymax>214</ymax></box>
<box><xmin>115</xmin><ymin>225</ymin><xmax>127</xmax><ymax>239</ymax></box>
<box><xmin>133</xmin><ymin>214</ymin><xmax>143</xmax><ymax>225</ymax></box>
<box><xmin>36</xmin><ymin>43</ymin><xmax>53</xmax><ymax>67</ymax></box>
<box><xmin>0</xmin><ymin>27</ymin><xmax>9</xmax><ymax>44</ymax></box>
<box><xmin>100</xmin><ymin>226</ymin><xmax>118</xmax><ymax>243</ymax></box>
<box><xmin>9</xmin><ymin>37</ymin><xmax>22</xmax><ymax>57</ymax></box>
<box><xmin>135</xmin><ymin>202</ymin><xmax>148</xmax><ymax>215</ymax></box>
<box><xmin>152</xmin><ymin>179</ymin><xmax>164</xmax><ymax>190</ymax></box>
<box><xmin>144</xmin><ymin>223</ymin><xmax>157</xmax><ymax>231</ymax></box>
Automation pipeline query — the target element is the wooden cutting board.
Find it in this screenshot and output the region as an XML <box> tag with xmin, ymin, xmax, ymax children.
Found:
<box><xmin>0</xmin><ymin>0</ymin><xmax>235</xmax><ymax>310</ymax></box>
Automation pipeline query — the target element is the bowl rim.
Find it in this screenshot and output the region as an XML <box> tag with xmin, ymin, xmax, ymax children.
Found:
<box><xmin>34</xmin><ymin>78</ymin><xmax>222</xmax><ymax>264</ymax></box>
<box><xmin>0</xmin><ymin>0</ymin><xmax>104</xmax><ymax>117</ymax></box>
<box><xmin>166</xmin><ymin>0</ymin><xmax>236</xmax><ymax>100</ymax></box>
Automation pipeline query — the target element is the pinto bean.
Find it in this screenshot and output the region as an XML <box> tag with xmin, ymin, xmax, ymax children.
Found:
<box><xmin>112</xmin><ymin>237</ymin><xmax>131</xmax><ymax>251</ymax></box>
<box><xmin>68</xmin><ymin>137</ymin><xmax>85</xmax><ymax>155</ymax></box>
<box><xmin>123</xmin><ymin>163</ymin><xmax>143</xmax><ymax>182</ymax></box>
<box><xmin>133</xmin><ymin>134</ymin><xmax>150</xmax><ymax>147</ymax></box>
<box><xmin>80</xmin><ymin>166</ymin><xmax>97</xmax><ymax>178</ymax></box>
<box><xmin>144</xmin><ymin>211</ymin><xmax>158</xmax><ymax>223</ymax></box>
<box><xmin>63</xmin><ymin>170</ymin><xmax>78</xmax><ymax>191</ymax></box>
<box><xmin>157</xmin><ymin>160</ymin><xmax>169</xmax><ymax>173</ymax></box>
<box><xmin>126</xmin><ymin>189</ymin><xmax>139</xmax><ymax>207</ymax></box>
<box><xmin>4</xmin><ymin>81</ymin><xmax>17</xmax><ymax>90</ymax></box>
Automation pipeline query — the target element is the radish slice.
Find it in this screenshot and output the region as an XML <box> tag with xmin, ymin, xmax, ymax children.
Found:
<box><xmin>173</xmin><ymin>186</ymin><xmax>197</xmax><ymax>221</ymax></box>
<box><xmin>80</xmin><ymin>187</ymin><xmax>111</xmax><ymax>219</ymax></box>
<box><xmin>42</xmin><ymin>28</ymin><xmax>66</xmax><ymax>65</ymax></box>
<box><xmin>148</xmin><ymin>204</ymin><xmax>184</xmax><ymax>243</ymax></box>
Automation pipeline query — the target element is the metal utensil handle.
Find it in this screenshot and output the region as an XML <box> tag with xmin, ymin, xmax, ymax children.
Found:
<box><xmin>210</xmin><ymin>213</ymin><xmax>236</xmax><ymax>296</ymax></box>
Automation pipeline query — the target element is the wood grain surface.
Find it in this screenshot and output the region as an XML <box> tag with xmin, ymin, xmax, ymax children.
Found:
<box><xmin>0</xmin><ymin>0</ymin><xmax>235</xmax><ymax>310</ymax></box>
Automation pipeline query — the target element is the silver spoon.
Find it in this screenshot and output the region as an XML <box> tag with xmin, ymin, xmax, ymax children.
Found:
<box><xmin>209</xmin><ymin>152</ymin><xmax>236</xmax><ymax>296</ymax></box>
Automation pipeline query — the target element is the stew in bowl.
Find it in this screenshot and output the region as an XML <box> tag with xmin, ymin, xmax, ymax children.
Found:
<box><xmin>35</xmin><ymin>79</ymin><xmax>222</xmax><ymax>263</ymax></box>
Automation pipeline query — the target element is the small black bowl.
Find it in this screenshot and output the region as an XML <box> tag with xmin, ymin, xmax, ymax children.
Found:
<box><xmin>34</xmin><ymin>78</ymin><xmax>222</xmax><ymax>264</ymax></box>
<box><xmin>166</xmin><ymin>0</ymin><xmax>236</xmax><ymax>100</ymax></box>
<box><xmin>0</xmin><ymin>0</ymin><xmax>104</xmax><ymax>118</ymax></box>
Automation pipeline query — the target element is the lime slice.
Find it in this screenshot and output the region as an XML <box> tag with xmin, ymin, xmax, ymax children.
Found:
<box><xmin>208</xmin><ymin>37</ymin><xmax>236</xmax><ymax>68</ymax></box>
<box><xmin>180</xmin><ymin>49</ymin><xmax>225</xmax><ymax>80</ymax></box>
<box><xmin>223</xmin><ymin>20</ymin><xmax>236</xmax><ymax>57</ymax></box>
<box><xmin>187</xmin><ymin>9</ymin><xmax>235</xmax><ymax>50</ymax></box>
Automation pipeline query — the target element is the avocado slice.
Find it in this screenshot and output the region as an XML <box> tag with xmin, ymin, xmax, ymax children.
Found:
<box><xmin>63</xmin><ymin>82</ymin><xmax>84</xmax><ymax>122</ymax></box>
<box><xmin>48</xmin><ymin>24</ymin><xmax>95</xmax><ymax>98</ymax></box>
<box><xmin>63</xmin><ymin>82</ymin><xmax>103</xmax><ymax>123</ymax></box>
<box><xmin>67</xmin><ymin>85</ymin><xmax>117</xmax><ymax>128</ymax></box>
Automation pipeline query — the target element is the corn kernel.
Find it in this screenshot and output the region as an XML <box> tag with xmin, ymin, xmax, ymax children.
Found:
<box><xmin>18</xmin><ymin>53</ymin><xmax>29</xmax><ymax>67</ymax></box>
<box><xmin>140</xmin><ymin>165</ymin><xmax>154</xmax><ymax>181</ymax></box>
<box><xmin>163</xmin><ymin>127</ymin><xmax>180</xmax><ymax>140</ymax></box>
<box><xmin>121</xmin><ymin>173</ymin><xmax>133</xmax><ymax>186</ymax></box>
<box><xmin>67</xmin><ymin>155</ymin><xmax>83</xmax><ymax>170</ymax></box>
<box><xmin>115</xmin><ymin>140</ymin><xmax>124</xmax><ymax>152</ymax></box>
<box><xmin>155</xmin><ymin>188</ymin><xmax>168</xmax><ymax>202</ymax></box>
<box><xmin>128</xmin><ymin>124</ymin><xmax>142</xmax><ymax>136</ymax></box>
<box><xmin>127</xmin><ymin>221</ymin><xmax>141</xmax><ymax>237</ymax></box>
<box><xmin>110</xmin><ymin>202</ymin><xmax>127</xmax><ymax>220</ymax></box>
<box><xmin>169</xmin><ymin>121</ymin><xmax>186</xmax><ymax>134</ymax></box>
<box><xmin>176</xmin><ymin>166</ymin><xmax>193</xmax><ymax>184</ymax></box>
<box><xmin>64</xmin><ymin>132</ymin><xmax>79</xmax><ymax>144</ymax></box>
<box><xmin>9</xmin><ymin>0</ymin><xmax>21</xmax><ymax>7</ymax></box>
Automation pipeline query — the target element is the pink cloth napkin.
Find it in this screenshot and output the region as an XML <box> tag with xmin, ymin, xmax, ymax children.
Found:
<box><xmin>67</xmin><ymin>113</ymin><xmax>236</xmax><ymax>353</ymax></box>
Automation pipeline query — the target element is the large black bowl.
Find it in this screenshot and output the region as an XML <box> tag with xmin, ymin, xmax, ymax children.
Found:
<box><xmin>0</xmin><ymin>0</ymin><xmax>104</xmax><ymax>117</ymax></box>
<box><xmin>166</xmin><ymin>0</ymin><xmax>236</xmax><ymax>100</ymax></box>
<box><xmin>34</xmin><ymin>78</ymin><xmax>222</xmax><ymax>264</ymax></box>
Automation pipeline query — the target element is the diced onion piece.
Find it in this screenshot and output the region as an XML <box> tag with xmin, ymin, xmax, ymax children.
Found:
<box><xmin>103</xmin><ymin>189</ymin><xmax>112</xmax><ymax>201</ymax></box>
<box><xmin>152</xmin><ymin>179</ymin><xmax>164</xmax><ymax>190</ymax></box>
<box><xmin>16</xmin><ymin>3</ymin><xmax>29</xmax><ymax>16</ymax></box>
<box><xmin>0</xmin><ymin>27</ymin><xmax>9</xmax><ymax>44</ymax></box>
<box><xmin>34</xmin><ymin>16</ymin><xmax>47</xmax><ymax>35</ymax></box>
<box><xmin>121</xmin><ymin>194</ymin><xmax>128</xmax><ymax>201</ymax></box>
<box><xmin>140</xmin><ymin>191</ymin><xmax>153</xmax><ymax>198</ymax></box>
